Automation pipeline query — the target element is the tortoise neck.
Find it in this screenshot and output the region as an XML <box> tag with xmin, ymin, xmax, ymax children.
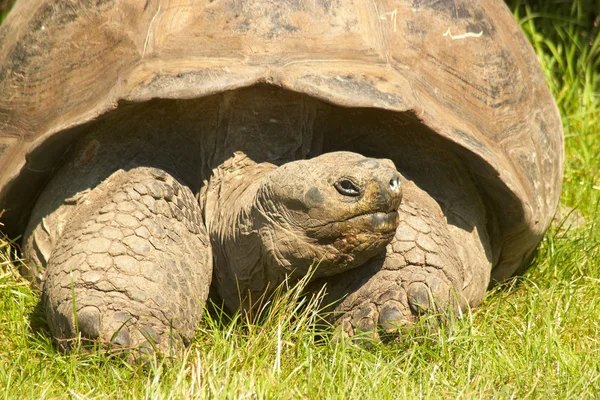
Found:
<box><xmin>201</xmin><ymin>151</ymin><xmax>278</xmax><ymax>311</ymax></box>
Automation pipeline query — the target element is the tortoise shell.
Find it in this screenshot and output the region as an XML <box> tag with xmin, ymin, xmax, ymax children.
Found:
<box><xmin>0</xmin><ymin>0</ymin><xmax>563</xmax><ymax>281</ymax></box>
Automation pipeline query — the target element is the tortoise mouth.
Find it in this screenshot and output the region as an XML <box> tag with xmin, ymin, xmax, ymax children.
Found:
<box><xmin>284</xmin><ymin>210</ymin><xmax>399</xmax><ymax>279</ymax></box>
<box><xmin>306</xmin><ymin>210</ymin><xmax>399</xmax><ymax>241</ymax></box>
<box><xmin>340</xmin><ymin>210</ymin><xmax>399</xmax><ymax>235</ymax></box>
<box><xmin>364</xmin><ymin>211</ymin><xmax>399</xmax><ymax>233</ymax></box>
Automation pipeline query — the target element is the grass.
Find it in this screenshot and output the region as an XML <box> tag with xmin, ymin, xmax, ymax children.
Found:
<box><xmin>1</xmin><ymin>0</ymin><xmax>600</xmax><ymax>398</ymax></box>
<box><xmin>0</xmin><ymin>1</ymin><xmax>14</xmax><ymax>24</ymax></box>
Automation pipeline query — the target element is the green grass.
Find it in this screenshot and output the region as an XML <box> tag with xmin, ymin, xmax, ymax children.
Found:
<box><xmin>0</xmin><ymin>1</ymin><xmax>14</xmax><ymax>24</ymax></box>
<box><xmin>1</xmin><ymin>1</ymin><xmax>600</xmax><ymax>398</ymax></box>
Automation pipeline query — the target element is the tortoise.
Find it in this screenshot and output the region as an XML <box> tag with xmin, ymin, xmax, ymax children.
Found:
<box><xmin>0</xmin><ymin>0</ymin><xmax>563</xmax><ymax>352</ymax></box>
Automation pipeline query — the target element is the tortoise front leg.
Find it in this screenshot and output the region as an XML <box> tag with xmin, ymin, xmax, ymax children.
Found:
<box><xmin>26</xmin><ymin>167</ymin><xmax>212</xmax><ymax>355</ymax></box>
<box><xmin>317</xmin><ymin>180</ymin><xmax>491</xmax><ymax>339</ymax></box>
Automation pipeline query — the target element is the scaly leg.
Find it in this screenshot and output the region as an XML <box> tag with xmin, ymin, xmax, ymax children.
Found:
<box><xmin>317</xmin><ymin>179</ymin><xmax>491</xmax><ymax>339</ymax></box>
<box><xmin>26</xmin><ymin>167</ymin><xmax>212</xmax><ymax>355</ymax></box>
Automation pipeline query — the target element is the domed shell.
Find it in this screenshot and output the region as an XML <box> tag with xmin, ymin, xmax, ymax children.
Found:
<box><xmin>0</xmin><ymin>0</ymin><xmax>563</xmax><ymax>280</ymax></box>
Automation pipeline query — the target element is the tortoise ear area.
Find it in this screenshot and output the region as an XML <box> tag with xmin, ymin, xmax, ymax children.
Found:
<box><xmin>304</xmin><ymin>186</ymin><xmax>325</xmax><ymax>208</ymax></box>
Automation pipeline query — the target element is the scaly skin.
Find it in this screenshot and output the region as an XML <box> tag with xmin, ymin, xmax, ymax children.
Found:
<box><xmin>21</xmin><ymin>86</ymin><xmax>491</xmax><ymax>352</ymax></box>
<box><xmin>202</xmin><ymin>151</ymin><xmax>403</xmax><ymax>313</ymax></box>
<box><xmin>28</xmin><ymin>167</ymin><xmax>211</xmax><ymax>355</ymax></box>
<box><xmin>24</xmin><ymin>147</ymin><xmax>489</xmax><ymax>350</ymax></box>
<box><xmin>313</xmin><ymin>179</ymin><xmax>491</xmax><ymax>340</ymax></box>
<box><xmin>24</xmin><ymin>144</ymin><xmax>403</xmax><ymax>354</ymax></box>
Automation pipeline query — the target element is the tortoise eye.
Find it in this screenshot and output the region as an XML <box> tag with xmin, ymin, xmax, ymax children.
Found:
<box><xmin>335</xmin><ymin>179</ymin><xmax>361</xmax><ymax>197</ymax></box>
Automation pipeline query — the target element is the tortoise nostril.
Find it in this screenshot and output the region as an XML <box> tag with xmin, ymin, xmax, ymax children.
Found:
<box><xmin>389</xmin><ymin>176</ymin><xmax>401</xmax><ymax>192</ymax></box>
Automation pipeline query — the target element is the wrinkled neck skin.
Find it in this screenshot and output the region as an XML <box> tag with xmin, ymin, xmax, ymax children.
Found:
<box><xmin>201</xmin><ymin>153</ymin><xmax>348</xmax><ymax>312</ymax></box>
<box><xmin>202</xmin><ymin>150</ymin><xmax>402</xmax><ymax>312</ymax></box>
<box><xmin>201</xmin><ymin>153</ymin><xmax>275</xmax><ymax>311</ymax></box>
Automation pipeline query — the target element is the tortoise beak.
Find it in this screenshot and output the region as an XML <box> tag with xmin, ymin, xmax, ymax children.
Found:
<box><xmin>360</xmin><ymin>171</ymin><xmax>403</xmax><ymax>214</ymax></box>
<box><xmin>370</xmin><ymin>211</ymin><xmax>400</xmax><ymax>233</ymax></box>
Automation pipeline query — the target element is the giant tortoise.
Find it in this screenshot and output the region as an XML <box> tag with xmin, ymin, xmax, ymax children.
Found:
<box><xmin>0</xmin><ymin>0</ymin><xmax>563</xmax><ymax>352</ymax></box>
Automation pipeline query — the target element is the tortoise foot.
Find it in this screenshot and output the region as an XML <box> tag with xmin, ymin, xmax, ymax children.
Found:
<box><xmin>28</xmin><ymin>167</ymin><xmax>212</xmax><ymax>357</ymax></box>
<box><xmin>315</xmin><ymin>180</ymin><xmax>480</xmax><ymax>342</ymax></box>
<box><xmin>327</xmin><ymin>265</ymin><xmax>464</xmax><ymax>343</ymax></box>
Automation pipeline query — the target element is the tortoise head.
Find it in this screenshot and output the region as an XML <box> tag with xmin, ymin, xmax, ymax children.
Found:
<box><xmin>255</xmin><ymin>151</ymin><xmax>403</xmax><ymax>277</ymax></box>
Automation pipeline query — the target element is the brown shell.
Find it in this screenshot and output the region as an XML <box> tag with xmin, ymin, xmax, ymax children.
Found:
<box><xmin>0</xmin><ymin>0</ymin><xmax>563</xmax><ymax>280</ymax></box>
